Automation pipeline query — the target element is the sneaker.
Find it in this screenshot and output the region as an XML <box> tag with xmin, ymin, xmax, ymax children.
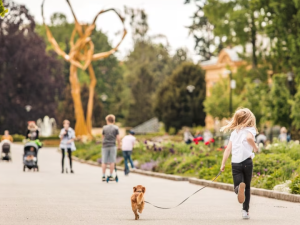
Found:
<box><xmin>237</xmin><ymin>182</ymin><xmax>246</xmax><ymax>203</ymax></box>
<box><xmin>71</xmin><ymin>170</ymin><xmax>74</xmax><ymax>174</ymax></box>
<box><xmin>102</xmin><ymin>176</ymin><xmax>106</xmax><ymax>182</ymax></box>
<box><xmin>242</xmin><ymin>210</ymin><xmax>250</xmax><ymax>219</ymax></box>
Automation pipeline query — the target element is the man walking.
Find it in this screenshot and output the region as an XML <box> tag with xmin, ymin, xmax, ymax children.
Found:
<box><xmin>102</xmin><ymin>114</ymin><xmax>120</xmax><ymax>181</ymax></box>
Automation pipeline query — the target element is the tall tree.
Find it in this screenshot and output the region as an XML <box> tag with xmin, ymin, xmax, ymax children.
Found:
<box><xmin>204</xmin><ymin>75</ymin><xmax>243</xmax><ymax>119</ymax></box>
<box><xmin>123</xmin><ymin>8</ymin><xmax>178</xmax><ymax>126</ymax></box>
<box><xmin>154</xmin><ymin>62</ymin><xmax>206</xmax><ymax>132</ymax></box>
<box><xmin>203</xmin><ymin>0</ymin><xmax>262</xmax><ymax>68</ymax></box>
<box><xmin>265</xmin><ymin>74</ymin><xmax>292</xmax><ymax>128</ymax></box>
<box><xmin>185</xmin><ymin>0</ymin><xmax>218</xmax><ymax>61</ymax></box>
<box><xmin>125</xmin><ymin>66</ymin><xmax>155</xmax><ymax>127</ymax></box>
<box><xmin>0</xmin><ymin>0</ymin><xmax>64</xmax><ymax>133</ymax></box>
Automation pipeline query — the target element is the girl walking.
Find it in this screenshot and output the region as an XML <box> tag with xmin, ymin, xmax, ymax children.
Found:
<box><xmin>220</xmin><ymin>108</ymin><xmax>258</xmax><ymax>219</ymax></box>
<box><xmin>59</xmin><ymin>120</ymin><xmax>76</xmax><ymax>174</ymax></box>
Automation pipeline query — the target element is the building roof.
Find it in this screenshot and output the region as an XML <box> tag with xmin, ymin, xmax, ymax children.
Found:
<box><xmin>200</xmin><ymin>48</ymin><xmax>242</xmax><ymax>66</ymax></box>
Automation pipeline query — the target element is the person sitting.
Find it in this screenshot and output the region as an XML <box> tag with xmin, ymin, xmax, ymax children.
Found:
<box><xmin>26</xmin><ymin>147</ymin><xmax>37</xmax><ymax>162</ymax></box>
<box><xmin>1</xmin><ymin>130</ymin><xmax>13</xmax><ymax>142</ymax></box>
<box><xmin>183</xmin><ymin>128</ymin><xmax>194</xmax><ymax>144</ymax></box>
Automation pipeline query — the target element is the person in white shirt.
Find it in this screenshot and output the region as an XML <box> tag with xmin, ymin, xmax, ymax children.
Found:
<box><xmin>122</xmin><ymin>130</ymin><xmax>136</xmax><ymax>175</ymax></box>
<box><xmin>220</xmin><ymin>108</ymin><xmax>258</xmax><ymax>220</ymax></box>
<box><xmin>256</xmin><ymin>131</ymin><xmax>267</xmax><ymax>145</ymax></box>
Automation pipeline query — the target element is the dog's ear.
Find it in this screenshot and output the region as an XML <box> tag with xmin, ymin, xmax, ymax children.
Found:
<box><xmin>142</xmin><ymin>187</ymin><xmax>146</xmax><ymax>193</ymax></box>
<box><xmin>133</xmin><ymin>186</ymin><xmax>137</xmax><ymax>192</ymax></box>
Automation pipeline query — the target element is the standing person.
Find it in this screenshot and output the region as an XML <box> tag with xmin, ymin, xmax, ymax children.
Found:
<box><xmin>59</xmin><ymin>120</ymin><xmax>76</xmax><ymax>174</ymax></box>
<box><xmin>1</xmin><ymin>130</ymin><xmax>13</xmax><ymax>142</ymax></box>
<box><xmin>183</xmin><ymin>128</ymin><xmax>193</xmax><ymax>144</ymax></box>
<box><xmin>122</xmin><ymin>130</ymin><xmax>136</xmax><ymax>175</ymax></box>
<box><xmin>26</xmin><ymin>122</ymin><xmax>39</xmax><ymax>140</ymax></box>
<box><xmin>102</xmin><ymin>114</ymin><xmax>121</xmax><ymax>181</ymax></box>
<box><xmin>256</xmin><ymin>131</ymin><xmax>267</xmax><ymax>146</ymax></box>
<box><xmin>278</xmin><ymin>127</ymin><xmax>287</xmax><ymax>142</ymax></box>
<box><xmin>203</xmin><ymin>129</ymin><xmax>213</xmax><ymax>143</ymax></box>
<box><xmin>220</xmin><ymin>108</ymin><xmax>258</xmax><ymax>220</ymax></box>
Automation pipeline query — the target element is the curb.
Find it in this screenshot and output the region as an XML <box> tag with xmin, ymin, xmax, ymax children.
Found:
<box><xmin>189</xmin><ymin>178</ymin><xmax>300</xmax><ymax>203</ymax></box>
<box><xmin>72</xmin><ymin>156</ymin><xmax>300</xmax><ymax>203</ymax></box>
<box><xmin>72</xmin><ymin>156</ymin><xmax>187</xmax><ymax>181</ymax></box>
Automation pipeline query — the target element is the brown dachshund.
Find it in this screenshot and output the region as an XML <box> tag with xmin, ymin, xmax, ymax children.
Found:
<box><xmin>131</xmin><ymin>185</ymin><xmax>146</xmax><ymax>220</ymax></box>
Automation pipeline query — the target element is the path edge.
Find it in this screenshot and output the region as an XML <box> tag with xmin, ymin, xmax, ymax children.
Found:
<box><xmin>72</xmin><ymin>156</ymin><xmax>300</xmax><ymax>202</ymax></box>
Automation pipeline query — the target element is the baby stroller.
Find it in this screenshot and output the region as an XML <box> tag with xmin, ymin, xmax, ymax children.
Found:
<box><xmin>1</xmin><ymin>141</ymin><xmax>12</xmax><ymax>161</ymax></box>
<box><xmin>23</xmin><ymin>142</ymin><xmax>39</xmax><ymax>172</ymax></box>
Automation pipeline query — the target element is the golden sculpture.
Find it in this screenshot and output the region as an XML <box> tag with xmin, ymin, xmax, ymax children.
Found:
<box><xmin>41</xmin><ymin>0</ymin><xmax>127</xmax><ymax>137</ymax></box>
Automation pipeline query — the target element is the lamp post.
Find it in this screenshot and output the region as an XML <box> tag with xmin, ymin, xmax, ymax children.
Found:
<box><xmin>187</xmin><ymin>85</ymin><xmax>195</xmax><ymax>125</ymax></box>
<box><xmin>100</xmin><ymin>94</ymin><xmax>108</xmax><ymax>102</ymax></box>
<box><xmin>224</xmin><ymin>70</ymin><xmax>236</xmax><ymax>116</ymax></box>
<box><xmin>287</xmin><ymin>71</ymin><xmax>295</xmax><ymax>95</ymax></box>
<box><xmin>25</xmin><ymin>105</ymin><xmax>32</xmax><ymax>124</ymax></box>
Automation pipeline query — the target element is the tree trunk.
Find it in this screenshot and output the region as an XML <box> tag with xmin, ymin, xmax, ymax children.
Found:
<box><xmin>69</xmin><ymin>65</ymin><xmax>89</xmax><ymax>136</ymax></box>
<box><xmin>251</xmin><ymin>13</ymin><xmax>257</xmax><ymax>69</ymax></box>
<box><xmin>86</xmin><ymin>64</ymin><xmax>97</xmax><ymax>135</ymax></box>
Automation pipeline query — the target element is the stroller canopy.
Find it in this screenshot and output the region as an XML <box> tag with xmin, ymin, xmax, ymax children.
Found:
<box><xmin>24</xmin><ymin>142</ymin><xmax>39</xmax><ymax>153</ymax></box>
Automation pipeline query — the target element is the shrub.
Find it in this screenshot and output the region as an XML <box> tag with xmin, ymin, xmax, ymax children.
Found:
<box><xmin>290</xmin><ymin>176</ymin><xmax>300</xmax><ymax>194</ymax></box>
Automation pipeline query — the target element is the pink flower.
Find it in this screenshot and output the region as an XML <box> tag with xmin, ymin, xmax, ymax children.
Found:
<box><xmin>204</xmin><ymin>141</ymin><xmax>210</xmax><ymax>145</ymax></box>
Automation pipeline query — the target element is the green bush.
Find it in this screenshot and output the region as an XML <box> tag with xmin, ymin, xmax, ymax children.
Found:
<box><xmin>72</xmin><ymin>137</ymin><xmax>300</xmax><ymax>194</ymax></box>
<box><xmin>39</xmin><ymin>136</ymin><xmax>60</xmax><ymax>141</ymax></box>
<box><xmin>12</xmin><ymin>134</ymin><xmax>25</xmax><ymax>142</ymax></box>
<box><xmin>290</xmin><ymin>176</ymin><xmax>300</xmax><ymax>194</ymax></box>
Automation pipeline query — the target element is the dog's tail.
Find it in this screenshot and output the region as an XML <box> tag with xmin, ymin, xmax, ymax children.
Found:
<box><xmin>137</xmin><ymin>193</ymin><xmax>144</xmax><ymax>205</ymax></box>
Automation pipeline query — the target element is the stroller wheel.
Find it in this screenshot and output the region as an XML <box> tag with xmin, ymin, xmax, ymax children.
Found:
<box><xmin>23</xmin><ymin>166</ymin><xmax>26</xmax><ymax>172</ymax></box>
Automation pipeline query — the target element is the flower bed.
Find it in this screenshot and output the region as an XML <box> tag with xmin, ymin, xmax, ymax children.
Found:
<box><xmin>73</xmin><ymin>139</ymin><xmax>300</xmax><ymax>194</ymax></box>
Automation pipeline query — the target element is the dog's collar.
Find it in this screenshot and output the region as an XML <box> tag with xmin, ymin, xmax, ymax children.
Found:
<box><xmin>136</xmin><ymin>191</ymin><xmax>142</xmax><ymax>193</ymax></box>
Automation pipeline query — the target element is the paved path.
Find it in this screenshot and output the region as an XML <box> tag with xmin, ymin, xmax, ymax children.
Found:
<box><xmin>0</xmin><ymin>144</ymin><xmax>299</xmax><ymax>225</ymax></box>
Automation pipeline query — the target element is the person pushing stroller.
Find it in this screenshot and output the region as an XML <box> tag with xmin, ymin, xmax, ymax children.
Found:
<box><xmin>1</xmin><ymin>130</ymin><xmax>13</xmax><ymax>161</ymax></box>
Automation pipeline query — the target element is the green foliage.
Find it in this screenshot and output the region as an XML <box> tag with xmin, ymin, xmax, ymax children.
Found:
<box><xmin>265</xmin><ymin>74</ymin><xmax>292</xmax><ymax>127</ymax></box>
<box><xmin>291</xmin><ymin>85</ymin><xmax>300</xmax><ymax>129</ymax></box>
<box><xmin>124</xmin><ymin>40</ymin><xmax>179</xmax><ymax>126</ymax></box>
<box><xmin>185</xmin><ymin>0</ymin><xmax>218</xmax><ymax>61</ymax></box>
<box><xmin>73</xmin><ymin>137</ymin><xmax>300</xmax><ymax>193</ymax></box>
<box><xmin>290</xmin><ymin>176</ymin><xmax>300</xmax><ymax>194</ymax></box>
<box><xmin>204</xmin><ymin>75</ymin><xmax>242</xmax><ymax>119</ymax></box>
<box><xmin>154</xmin><ymin>62</ymin><xmax>206</xmax><ymax>132</ymax></box>
<box><xmin>0</xmin><ymin>0</ymin><xmax>8</xmax><ymax>18</ymax></box>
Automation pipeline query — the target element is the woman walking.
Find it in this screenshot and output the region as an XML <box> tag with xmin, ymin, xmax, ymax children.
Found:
<box><xmin>220</xmin><ymin>108</ymin><xmax>258</xmax><ymax>219</ymax></box>
<box><xmin>59</xmin><ymin>120</ymin><xmax>76</xmax><ymax>174</ymax></box>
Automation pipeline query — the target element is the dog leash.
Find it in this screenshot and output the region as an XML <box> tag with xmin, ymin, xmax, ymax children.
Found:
<box><xmin>144</xmin><ymin>171</ymin><xmax>222</xmax><ymax>209</ymax></box>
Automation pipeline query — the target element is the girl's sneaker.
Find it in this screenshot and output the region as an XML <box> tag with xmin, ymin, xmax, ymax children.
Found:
<box><xmin>102</xmin><ymin>176</ymin><xmax>106</xmax><ymax>182</ymax></box>
<box><xmin>238</xmin><ymin>182</ymin><xmax>246</xmax><ymax>203</ymax></box>
<box><xmin>242</xmin><ymin>210</ymin><xmax>250</xmax><ymax>219</ymax></box>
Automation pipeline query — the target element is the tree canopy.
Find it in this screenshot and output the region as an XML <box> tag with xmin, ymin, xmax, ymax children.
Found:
<box><xmin>0</xmin><ymin>0</ymin><xmax>64</xmax><ymax>133</ymax></box>
<box><xmin>0</xmin><ymin>0</ymin><xmax>8</xmax><ymax>18</ymax></box>
<box><xmin>154</xmin><ymin>62</ymin><xmax>206</xmax><ymax>132</ymax></box>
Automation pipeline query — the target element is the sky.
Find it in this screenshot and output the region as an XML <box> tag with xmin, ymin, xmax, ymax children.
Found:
<box><xmin>13</xmin><ymin>0</ymin><xmax>200</xmax><ymax>61</ymax></box>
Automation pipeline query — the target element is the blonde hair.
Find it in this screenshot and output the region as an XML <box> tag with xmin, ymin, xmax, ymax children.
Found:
<box><xmin>280</xmin><ymin>127</ymin><xmax>287</xmax><ymax>133</ymax></box>
<box><xmin>220</xmin><ymin>108</ymin><xmax>257</xmax><ymax>132</ymax></box>
<box><xmin>105</xmin><ymin>114</ymin><xmax>115</xmax><ymax>123</ymax></box>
